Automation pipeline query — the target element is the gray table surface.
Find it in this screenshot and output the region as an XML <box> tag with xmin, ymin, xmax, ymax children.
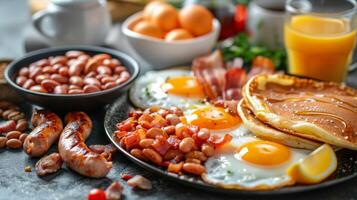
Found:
<box><xmin>1</xmin><ymin>1</ymin><xmax>357</xmax><ymax>200</ymax></box>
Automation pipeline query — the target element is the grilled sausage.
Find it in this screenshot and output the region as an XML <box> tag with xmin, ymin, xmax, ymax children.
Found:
<box><xmin>23</xmin><ymin>110</ymin><xmax>63</xmax><ymax>157</ymax></box>
<box><xmin>58</xmin><ymin>112</ymin><xmax>112</xmax><ymax>178</ymax></box>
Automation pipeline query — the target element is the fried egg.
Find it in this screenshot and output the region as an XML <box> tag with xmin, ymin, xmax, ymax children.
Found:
<box><xmin>130</xmin><ymin>69</ymin><xmax>206</xmax><ymax>109</ymax></box>
<box><xmin>202</xmin><ymin>135</ymin><xmax>311</xmax><ymax>190</ymax></box>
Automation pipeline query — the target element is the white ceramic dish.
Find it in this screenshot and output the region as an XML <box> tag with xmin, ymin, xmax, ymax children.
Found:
<box><xmin>122</xmin><ymin>12</ymin><xmax>220</xmax><ymax>69</ymax></box>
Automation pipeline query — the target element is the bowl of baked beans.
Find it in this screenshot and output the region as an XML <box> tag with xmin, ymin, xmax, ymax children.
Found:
<box><xmin>4</xmin><ymin>46</ymin><xmax>139</xmax><ymax>111</ymax></box>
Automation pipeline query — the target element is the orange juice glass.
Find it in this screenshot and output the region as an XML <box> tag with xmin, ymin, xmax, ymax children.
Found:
<box><xmin>284</xmin><ymin>0</ymin><xmax>357</xmax><ymax>82</ymax></box>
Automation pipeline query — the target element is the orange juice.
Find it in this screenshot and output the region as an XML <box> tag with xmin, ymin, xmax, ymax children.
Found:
<box><xmin>284</xmin><ymin>15</ymin><xmax>357</xmax><ymax>82</ymax></box>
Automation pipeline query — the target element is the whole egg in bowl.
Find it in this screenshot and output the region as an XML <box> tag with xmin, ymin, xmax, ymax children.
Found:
<box><xmin>130</xmin><ymin>68</ymin><xmax>208</xmax><ymax>110</ymax></box>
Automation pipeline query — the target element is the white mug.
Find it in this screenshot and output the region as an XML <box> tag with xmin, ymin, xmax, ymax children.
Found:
<box><xmin>247</xmin><ymin>0</ymin><xmax>286</xmax><ymax>49</ymax></box>
<box><xmin>32</xmin><ymin>0</ymin><xmax>111</xmax><ymax>45</ymax></box>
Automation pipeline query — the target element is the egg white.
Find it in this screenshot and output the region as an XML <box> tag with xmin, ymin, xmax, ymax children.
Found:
<box><xmin>129</xmin><ymin>69</ymin><xmax>206</xmax><ymax>110</ymax></box>
<box><xmin>203</xmin><ymin>135</ymin><xmax>311</xmax><ymax>190</ymax></box>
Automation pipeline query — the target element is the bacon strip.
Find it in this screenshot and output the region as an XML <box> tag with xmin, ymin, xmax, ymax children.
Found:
<box><xmin>192</xmin><ymin>50</ymin><xmax>226</xmax><ymax>100</ymax></box>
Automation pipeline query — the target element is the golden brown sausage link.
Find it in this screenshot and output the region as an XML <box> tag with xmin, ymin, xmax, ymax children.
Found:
<box><xmin>58</xmin><ymin>112</ymin><xmax>112</xmax><ymax>178</ymax></box>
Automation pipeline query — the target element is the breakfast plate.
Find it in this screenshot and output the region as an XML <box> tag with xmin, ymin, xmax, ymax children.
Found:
<box><xmin>104</xmin><ymin>93</ymin><xmax>357</xmax><ymax>195</ymax></box>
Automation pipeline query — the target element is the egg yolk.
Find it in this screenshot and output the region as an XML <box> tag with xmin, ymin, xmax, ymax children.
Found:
<box><xmin>237</xmin><ymin>141</ymin><xmax>291</xmax><ymax>167</ymax></box>
<box><xmin>162</xmin><ymin>76</ymin><xmax>205</xmax><ymax>98</ymax></box>
<box><xmin>187</xmin><ymin>106</ymin><xmax>241</xmax><ymax>130</ymax></box>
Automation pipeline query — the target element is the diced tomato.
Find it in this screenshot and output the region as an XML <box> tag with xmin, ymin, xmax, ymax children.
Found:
<box><xmin>167</xmin><ymin>162</ymin><xmax>183</xmax><ymax>174</ymax></box>
<box><xmin>124</xmin><ymin>132</ymin><xmax>140</xmax><ymax>150</ymax></box>
<box><xmin>121</xmin><ymin>173</ymin><xmax>133</xmax><ymax>181</ymax></box>
<box><xmin>87</xmin><ymin>189</ymin><xmax>106</xmax><ymax>200</ymax></box>
<box><xmin>117</xmin><ymin>120</ymin><xmax>135</xmax><ymax>132</ymax></box>
<box><xmin>151</xmin><ymin>114</ymin><xmax>168</xmax><ymax>128</ymax></box>
<box><xmin>152</xmin><ymin>137</ymin><xmax>171</xmax><ymax>156</ymax></box>
<box><xmin>167</xmin><ymin>135</ymin><xmax>181</xmax><ymax>149</ymax></box>
<box><xmin>208</xmin><ymin>134</ymin><xmax>233</xmax><ymax>147</ymax></box>
<box><xmin>114</xmin><ymin>130</ymin><xmax>128</xmax><ymax>140</ymax></box>
<box><xmin>129</xmin><ymin>110</ymin><xmax>143</xmax><ymax>119</ymax></box>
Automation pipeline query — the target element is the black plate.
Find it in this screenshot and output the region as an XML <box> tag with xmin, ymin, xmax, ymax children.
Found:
<box><xmin>104</xmin><ymin>93</ymin><xmax>357</xmax><ymax>195</ymax></box>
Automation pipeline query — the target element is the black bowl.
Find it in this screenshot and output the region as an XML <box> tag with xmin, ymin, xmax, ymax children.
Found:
<box><xmin>4</xmin><ymin>46</ymin><xmax>140</xmax><ymax>111</ymax></box>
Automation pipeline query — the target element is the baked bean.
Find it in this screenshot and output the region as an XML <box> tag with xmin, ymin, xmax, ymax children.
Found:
<box><xmin>42</xmin><ymin>66</ymin><xmax>55</xmax><ymax>74</ymax></box>
<box><xmin>142</xmin><ymin>148</ymin><xmax>162</xmax><ymax>164</ymax></box>
<box><xmin>114</xmin><ymin>66</ymin><xmax>126</xmax><ymax>74</ymax></box>
<box><xmin>30</xmin><ymin>85</ymin><xmax>48</xmax><ymax>93</ymax></box>
<box><xmin>84</xmin><ymin>77</ymin><xmax>101</xmax><ymax>86</ymax></box>
<box><xmin>9</xmin><ymin>113</ymin><xmax>24</xmax><ymax>121</ymax></box>
<box><xmin>41</xmin><ymin>79</ymin><xmax>60</xmax><ymax>92</ymax></box>
<box><xmin>179</xmin><ymin>138</ymin><xmax>195</xmax><ymax>153</ymax></box>
<box><xmin>139</xmin><ymin>138</ymin><xmax>154</xmax><ymax>148</ymax></box>
<box><xmin>69</xmin><ymin>85</ymin><xmax>81</xmax><ymax>90</ymax></box>
<box><xmin>146</xmin><ymin>128</ymin><xmax>164</xmax><ymax>139</ymax></box>
<box><xmin>185</xmin><ymin>158</ymin><xmax>201</xmax><ymax>164</ymax></box>
<box><xmin>69</xmin><ymin>76</ymin><xmax>84</xmax><ymax>87</ymax></box>
<box><xmin>53</xmin><ymin>85</ymin><xmax>68</xmax><ymax>94</ymax></box>
<box><xmin>78</xmin><ymin>54</ymin><xmax>90</xmax><ymax>61</ymax></box>
<box><xmin>165</xmin><ymin>114</ymin><xmax>180</xmax><ymax>125</ymax></box>
<box><xmin>35</xmin><ymin>74</ymin><xmax>50</xmax><ymax>84</ymax></box>
<box><xmin>35</xmin><ymin>59</ymin><xmax>49</xmax><ymax>67</ymax></box>
<box><xmin>19</xmin><ymin>67</ymin><xmax>29</xmax><ymax>77</ymax></box>
<box><xmin>19</xmin><ymin>133</ymin><xmax>28</xmax><ymax>143</ymax></box>
<box><xmin>23</xmin><ymin>79</ymin><xmax>35</xmax><ymax>89</ymax></box>
<box><xmin>83</xmin><ymin>85</ymin><xmax>100</xmax><ymax>93</ymax></box>
<box><xmin>93</xmin><ymin>53</ymin><xmax>111</xmax><ymax>61</ymax></box>
<box><xmin>2</xmin><ymin>109</ymin><xmax>15</xmax><ymax>119</ymax></box>
<box><xmin>29</xmin><ymin>67</ymin><xmax>42</xmax><ymax>79</ymax></box>
<box><xmin>120</xmin><ymin>71</ymin><xmax>130</xmax><ymax>79</ymax></box>
<box><xmin>86</xmin><ymin>71</ymin><xmax>97</xmax><ymax>78</ymax></box>
<box><xmin>50</xmin><ymin>74</ymin><xmax>68</xmax><ymax>83</ymax></box>
<box><xmin>201</xmin><ymin>144</ymin><xmax>214</xmax><ymax>157</ymax></box>
<box><xmin>175</xmin><ymin>123</ymin><xmax>190</xmax><ymax>139</ymax></box>
<box><xmin>6</xmin><ymin>138</ymin><xmax>22</xmax><ymax>149</ymax></box>
<box><xmin>182</xmin><ymin>163</ymin><xmax>205</xmax><ymax>175</ymax></box>
<box><xmin>52</xmin><ymin>64</ymin><xmax>64</xmax><ymax>73</ymax></box>
<box><xmin>50</xmin><ymin>56</ymin><xmax>67</xmax><ymax>65</ymax></box>
<box><xmin>103</xmin><ymin>59</ymin><xmax>119</xmax><ymax>69</ymax></box>
<box><xmin>16</xmin><ymin>76</ymin><xmax>27</xmax><ymax>86</ymax></box>
<box><xmin>7</xmin><ymin>111</ymin><xmax>20</xmax><ymax>120</ymax></box>
<box><xmin>102</xmin><ymin>82</ymin><xmax>116</xmax><ymax>90</ymax></box>
<box><xmin>169</xmin><ymin>107</ymin><xmax>184</xmax><ymax>116</ymax></box>
<box><xmin>6</xmin><ymin>131</ymin><xmax>21</xmax><ymax>139</ymax></box>
<box><xmin>197</xmin><ymin>128</ymin><xmax>210</xmax><ymax>141</ymax></box>
<box><xmin>97</xmin><ymin>66</ymin><xmax>112</xmax><ymax>75</ymax></box>
<box><xmin>185</xmin><ymin>151</ymin><xmax>207</xmax><ymax>162</ymax></box>
<box><xmin>164</xmin><ymin>149</ymin><xmax>182</xmax><ymax>160</ymax></box>
<box><xmin>69</xmin><ymin>61</ymin><xmax>84</xmax><ymax>76</ymax></box>
<box><xmin>0</xmin><ymin>137</ymin><xmax>7</xmax><ymax>148</ymax></box>
<box><xmin>130</xmin><ymin>148</ymin><xmax>146</xmax><ymax>160</ymax></box>
<box><xmin>58</xmin><ymin>66</ymin><xmax>69</xmax><ymax>76</ymax></box>
<box><xmin>68</xmin><ymin>89</ymin><xmax>83</xmax><ymax>94</ymax></box>
<box><xmin>16</xmin><ymin>119</ymin><xmax>28</xmax><ymax>132</ymax></box>
<box><xmin>84</xmin><ymin>59</ymin><xmax>100</xmax><ymax>74</ymax></box>
<box><xmin>65</xmin><ymin>50</ymin><xmax>84</xmax><ymax>59</ymax></box>
<box><xmin>101</xmin><ymin>76</ymin><xmax>115</xmax><ymax>84</ymax></box>
<box><xmin>163</xmin><ymin>125</ymin><xmax>175</xmax><ymax>135</ymax></box>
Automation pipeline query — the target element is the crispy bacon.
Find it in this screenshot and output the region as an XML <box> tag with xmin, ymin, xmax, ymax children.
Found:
<box><xmin>192</xmin><ymin>50</ymin><xmax>226</xmax><ymax>100</ymax></box>
<box><xmin>224</xmin><ymin>68</ymin><xmax>246</xmax><ymax>100</ymax></box>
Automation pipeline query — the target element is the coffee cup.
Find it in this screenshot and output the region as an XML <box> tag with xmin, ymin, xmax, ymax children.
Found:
<box><xmin>32</xmin><ymin>0</ymin><xmax>111</xmax><ymax>45</ymax></box>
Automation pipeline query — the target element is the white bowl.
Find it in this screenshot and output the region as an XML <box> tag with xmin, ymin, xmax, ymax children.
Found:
<box><xmin>122</xmin><ymin>12</ymin><xmax>220</xmax><ymax>69</ymax></box>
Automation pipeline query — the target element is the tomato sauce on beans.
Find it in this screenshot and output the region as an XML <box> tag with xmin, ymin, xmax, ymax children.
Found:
<box><xmin>15</xmin><ymin>51</ymin><xmax>131</xmax><ymax>94</ymax></box>
<box><xmin>113</xmin><ymin>106</ymin><xmax>233</xmax><ymax>176</ymax></box>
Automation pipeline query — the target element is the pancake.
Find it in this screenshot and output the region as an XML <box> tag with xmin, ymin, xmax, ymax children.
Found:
<box><xmin>243</xmin><ymin>74</ymin><xmax>357</xmax><ymax>150</ymax></box>
<box><xmin>237</xmin><ymin>99</ymin><xmax>321</xmax><ymax>150</ymax></box>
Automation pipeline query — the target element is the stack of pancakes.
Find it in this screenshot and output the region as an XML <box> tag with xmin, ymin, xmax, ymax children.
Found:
<box><xmin>238</xmin><ymin>74</ymin><xmax>357</xmax><ymax>150</ymax></box>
